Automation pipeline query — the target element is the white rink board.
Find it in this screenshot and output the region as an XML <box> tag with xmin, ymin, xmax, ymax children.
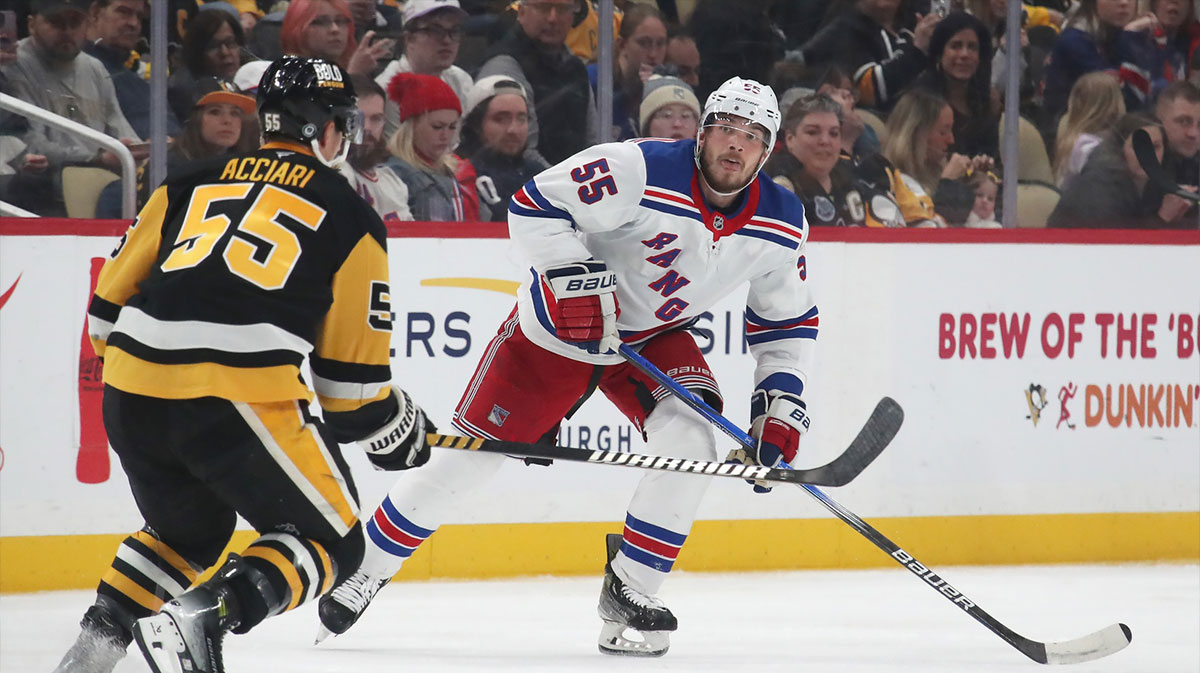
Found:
<box><xmin>0</xmin><ymin>234</ymin><xmax>1197</xmax><ymax>537</ymax></box>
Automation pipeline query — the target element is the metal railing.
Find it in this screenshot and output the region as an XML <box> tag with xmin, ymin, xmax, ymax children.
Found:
<box><xmin>0</xmin><ymin>200</ymin><xmax>39</xmax><ymax>217</ymax></box>
<box><xmin>0</xmin><ymin>92</ymin><xmax>137</xmax><ymax>219</ymax></box>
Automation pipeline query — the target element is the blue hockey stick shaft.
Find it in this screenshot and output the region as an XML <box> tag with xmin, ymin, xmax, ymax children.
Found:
<box><xmin>617</xmin><ymin>343</ymin><xmax>784</xmax><ymax>463</ymax></box>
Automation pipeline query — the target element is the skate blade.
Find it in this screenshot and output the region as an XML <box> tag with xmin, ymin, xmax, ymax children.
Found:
<box><xmin>315</xmin><ymin>625</ymin><xmax>335</xmax><ymax>645</ymax></box>
<box><xmin>597</xmin><ymin>620</ymin><xmax>669</xmax><ymax>657</ymax></box>
<box><xmin>133</xmin><ymin>614</ymin><xmax>187</xmax><ymax>673</ymax></box>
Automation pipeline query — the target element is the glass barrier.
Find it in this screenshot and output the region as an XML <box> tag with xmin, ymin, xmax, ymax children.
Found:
<box><xmin>2</xmin><ymin>1</ymin><xmax>1197</xmax><ymax>229</ymax></box>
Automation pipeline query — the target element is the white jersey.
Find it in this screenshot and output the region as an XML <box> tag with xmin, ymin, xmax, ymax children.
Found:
<box><xmin>508</xmin><ymin>138</ymin><xmax>817</xmax><ymax>394</ymax></box>
<box><xmin>340</xmin><ymin>163</ymin><xmax>413</xmax><ymax>224</ymax></box>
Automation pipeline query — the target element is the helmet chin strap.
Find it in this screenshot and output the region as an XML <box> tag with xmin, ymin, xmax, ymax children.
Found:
<box><xmin>310</xmin><ymin>133</ymin><xmax>351</xmax><ymax>169</ymax></box>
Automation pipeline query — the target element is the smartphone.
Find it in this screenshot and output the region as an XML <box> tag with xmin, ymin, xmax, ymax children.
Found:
<box><xmin>0</xmin><ymin>10</ymin><xmax>17</xmax><ymax>53</ymax></box>
<box><xmin>930</xmin><ymin>0</ymin><xmax>949</xmax><ymax>17</ymax></box>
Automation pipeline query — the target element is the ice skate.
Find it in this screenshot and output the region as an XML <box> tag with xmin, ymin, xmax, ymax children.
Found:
<box><xmin>133</xmin><ymin>557</ymin><xmax>248</xmax><ymax>673</ymax></box>
<box><xmin>596</xmin><ymin>533</ymin><xmax>677</xmax><ymax>657</ymax></box>
<box><xmin>52</xmin><ymin>601</ymin><xmax>133</xmax><ymax>673</ymax></box>
<box><xmin>315</xmin><ymin>569</ymin><xmax>390</xmax><ymax>643</ymax></box>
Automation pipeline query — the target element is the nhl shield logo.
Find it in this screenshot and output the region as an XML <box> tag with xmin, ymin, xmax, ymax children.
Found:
<box><xmin>712</xmin><ymin>214</ymin><xmax>725</xmax><ymax>230</ymax></box>
<box><xmin>488</xmin><ymin>404</ymin><xmax>510</xmax><ymax>427</ymax></box>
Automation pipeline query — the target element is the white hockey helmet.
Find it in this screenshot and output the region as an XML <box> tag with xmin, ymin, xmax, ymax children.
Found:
<box><xmin>694</xmin><ymin>77</ymin><xmax>781</xmax><ymax>196</ymax></box>
<box><xmin>698</xmin><ymin>76</ymin><xmax>781</xmax><ymax>151</ymax></box>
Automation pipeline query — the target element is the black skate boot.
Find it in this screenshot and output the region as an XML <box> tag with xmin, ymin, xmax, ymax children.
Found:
<box><xmin>597</xmin><ymin>533</ymin><xmax>677</xmax><ymax>657</ymax></box>
<box><xmin>315</xmin><ymin>569</ymin><xmax>390</xmax><ymax>643</ymax></box>
<box><xmin>133</xmin><ymin>554</ymin><xmax>271</xmax><ymax>673</ymax></box>
<box><xmin>52</xmin><ymin>599</ymin><xmax>134</xmax><ymax>673</ymax></box>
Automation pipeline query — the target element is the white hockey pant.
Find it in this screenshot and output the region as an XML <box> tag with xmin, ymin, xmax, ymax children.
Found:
<box><xmin>611</xmin><ymin>395</ymin><xmax>716</xmax><ymax>596</ymax></box>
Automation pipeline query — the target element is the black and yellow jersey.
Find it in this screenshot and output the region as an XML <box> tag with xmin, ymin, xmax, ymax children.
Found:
<box><xmin>87</xmin><ymin>141</ymin><xmax>395</xmax><ymax>426</ymax></box>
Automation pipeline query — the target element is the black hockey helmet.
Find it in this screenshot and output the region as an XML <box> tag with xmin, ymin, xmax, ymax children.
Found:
<box><xmin>256</xmin><ymin>56</ymin><xmax>361</xmax><ymax>147</ymax></box>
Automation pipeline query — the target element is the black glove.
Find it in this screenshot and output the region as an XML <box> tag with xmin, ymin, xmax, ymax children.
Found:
<box><xmin>359</xmin><ymin>386</ymin><xmax>434</xmax><ymax>471</ymax></box>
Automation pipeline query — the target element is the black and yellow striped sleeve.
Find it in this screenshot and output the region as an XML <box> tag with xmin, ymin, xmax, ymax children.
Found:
<box><xmin>312</xmin><ymin>229</ymin><xmax>394</xmax><ymax>433</ymax></box>
<box><xmin>88</xmin><ymin>185</ymin><xmax>169</xmax><ymax>358</ymax></box>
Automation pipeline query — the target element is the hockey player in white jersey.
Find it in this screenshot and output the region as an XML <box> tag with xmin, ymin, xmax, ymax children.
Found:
<box><xmin>318</xmin><ymin>77</ymin><xmax>818</xmax><ymax>656</ymax></box>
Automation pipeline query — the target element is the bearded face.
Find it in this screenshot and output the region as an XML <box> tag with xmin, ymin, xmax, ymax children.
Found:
<box><xmin>697</xmin><ymin>114</ymin><xmax>769</xmax><ymax>194</ymax></box>
<box><xmin>347</xmin><ymin>129</ymin><xmax>390</xmax><ymax>171</ymax></box>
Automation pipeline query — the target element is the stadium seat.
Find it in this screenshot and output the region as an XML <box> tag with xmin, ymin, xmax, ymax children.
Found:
<box><xmin>1015</xmin><ymin>182</ymin><xmax>1059</xmax><ymax>228</ymax></box>
<box><xmin>857</xmin><ymin>109</ymin><xmax>888</xmax><ymax>146</ymax></box>
<box><xmin>999</xmin><ymin>115</ymin><xmax>1054</xmax><ymax>184</ymax></box>
<box><xmin>62</xmin><ymin>167</ymin><xmax>120</xmax><ymax>219</ymax></box>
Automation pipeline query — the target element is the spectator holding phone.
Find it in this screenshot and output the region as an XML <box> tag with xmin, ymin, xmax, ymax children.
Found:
<box><xmin>801</xmin><ymin>0</ymin><xmax>942</xmax><ymax>112</ymax></box>
<box><xmin>280</xmin><ymin>0</ymin><xmax>395</xmax><ymax>77</ymax></box>
<box><xmin>346</xmin><ymin>0</ymin><xmax>403</xmax><ymax>43</ymax></box>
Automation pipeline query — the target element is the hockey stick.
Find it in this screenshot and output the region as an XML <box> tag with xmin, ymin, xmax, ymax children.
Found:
<box><xmin>426</xmin><ymin>418</ymin><xmax>888</xmax><ymax>487</ymax></box>
<box><xmin>1133</xmin><ymin>128</ymin><xmax>1200</xmax><ymax>202</ymax></box>
<box><xmin>618</xmin><ymin>344</ymin><xmax>1131</xmax><ymax>665</ymax></box>
<box><xmin>802</xmin><ymin>486</ymin><xmax>1132</xmax><ymax>664</ymax></box>
<box><xmin>616</xmin><ymin>344</ymin><xmax>903</xmax><ymax>481</ymax></box>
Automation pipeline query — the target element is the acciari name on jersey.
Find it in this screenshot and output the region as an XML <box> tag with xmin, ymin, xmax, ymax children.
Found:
<box><xmin>218</xmin><ymin>156</ymin><xmax>316</xmax><ymax>189</ymax></box>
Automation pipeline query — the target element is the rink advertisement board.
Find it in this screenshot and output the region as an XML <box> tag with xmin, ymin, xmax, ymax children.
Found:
<box><xmin>1</xmin><ymin>221</ymin><xmax>1197</xmax><ymax>591</ymax></box>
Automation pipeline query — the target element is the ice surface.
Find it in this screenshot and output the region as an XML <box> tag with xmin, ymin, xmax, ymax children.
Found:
<box><xmin>3</xmin><ymin>563</ymin><xmax>1196</xmax><ymax>673</ymax></box>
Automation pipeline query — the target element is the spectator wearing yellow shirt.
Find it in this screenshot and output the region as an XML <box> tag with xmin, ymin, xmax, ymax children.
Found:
<box><xmin>882</xmin><ymin>88</ymin><xmax>992</xmax><ymax>226</ymax></box>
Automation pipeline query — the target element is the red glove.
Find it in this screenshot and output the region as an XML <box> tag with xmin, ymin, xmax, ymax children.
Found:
<box><xmin>753</xmin><ymin>394</ymin><xmax>809</xmax><ymax>467</ymax></box>
<box><xmin>729</xmin><ymin>393</ymin><xmax>809</xmax><ymax>493</ymax></box>
<box><xmin>544</xmin><ymin>261</ymin><xmax>620</xmax><ymax>354</ymax></box>
<box><xmin>554</xmin><ymin>295</ymin><xmax>616</xmax><ymax>342</ymax></box>
<box><xmin>757</xmin><ymin>414</ymin><xmax>802</xmax><ymax>466</ymax></box>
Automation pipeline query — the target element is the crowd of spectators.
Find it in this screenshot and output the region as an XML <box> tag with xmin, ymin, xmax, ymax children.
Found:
<box><xmin>1</xmin><ymin>0</ymin><xmax>1198</xmax><ymax>228</ymax></box>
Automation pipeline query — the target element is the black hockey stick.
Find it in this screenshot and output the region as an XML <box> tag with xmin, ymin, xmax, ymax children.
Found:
<box><xmin>800</xmin><ymin>485</ymin><xmax>1132</xmax><ymax>664</ymax></box>
<box><xmin>426</xmin><ymin>396</ymin><xmax>897</xmax><ymax>487</ymax></box>
<box><xmin>620</xmin><ymin>346</ymin><xmax>1131</xmax><ymax>664</ymax></box>
<box><xmin>1133</xmin><ymin>128</ymin><xmax>1200</xmax><ymax>202</ymax></box>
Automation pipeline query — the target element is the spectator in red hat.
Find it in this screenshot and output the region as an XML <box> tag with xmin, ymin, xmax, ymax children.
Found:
<box><xmin>384</xmin><ymin>72</ymin><xmax>481</xmax><ymax>221</ymax></box>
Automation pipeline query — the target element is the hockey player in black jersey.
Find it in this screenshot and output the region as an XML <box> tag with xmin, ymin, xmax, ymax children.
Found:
<box><xmin>52</xmin><ymin>56</ymin><xmax>435</xmax><ymax>673</ymax></box>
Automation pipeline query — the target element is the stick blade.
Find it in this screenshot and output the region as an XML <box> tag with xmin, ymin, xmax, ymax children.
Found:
<box><xmin>1132</xmin><ymin>128</ymin><xmax>1200</xmax><ymax>202</ymax></box>
<box><xmin>811</xmin><ymin>396</ymin><xmax>905</xmax><ymax>487</ymax></box>
<box><xmin>1029</xmin><ymin>623</ymin><xmax>1132</xmax><ymax>665</ymax></box>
